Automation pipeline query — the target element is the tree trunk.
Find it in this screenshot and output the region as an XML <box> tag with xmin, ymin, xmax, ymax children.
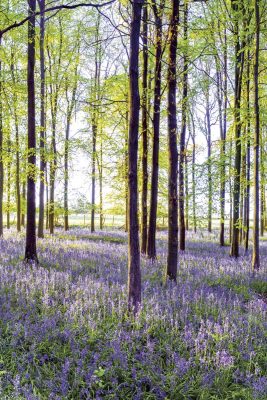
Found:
<box><xmin>0</xmin><ymin>36</ymin><xmax>3</xmax><ymax>237</ymax></box>
<box><xmin>6</xmin><ymin>137</ymin><xmax>11</xmax><ymax>229</ymax></box>
<box><xmin>230</xmin><ymin>0</ymin><xmax>244</xmax><ymax>258</ymax></box>
<box><xmin>252</xmin><ymin>0</ymin><xmax>260</xmax><ymax>270</ymax></box>
<box><xmin>179</xmin><ymin>0</ymin><xmax>188</xmax><ymax>251</ymax></box>
<box><xmin>206</xmin><ymin>94</ymin><xmax>212</xmax><ymax>233</ymax></box>
<box><xmin>217</xmin><ymin>29</ymin><xmax>227</xmax><ymax>246</ymax></box>
<box><xmin>166</xmin><ymin>0</ymin><xmax>179</xmax><ymax>282</ymax></box>
<box><xmin>91</xmin><ymin>17</ymin><xmax>101</xmax><ymax>233</ymax></box>
<box><xmin>99</xmin><ymin>137</ymin><xmax>103</xmax><ymax>230</ymax></box>
<box><xmin>91</xmin><ymin>122</ymin><xmax>97</xmax><ymax>232</ymax></box>
<box><xmin>147</xmin><ymin>2</ymin><xmax>164</xmax><ymax>259</ymax></box>
<box><xmin>38</xmin><ymin>0</ymin><xmax>46</xmax><ymax>238</ymax></box>
<box><xmin>185</xmin><ymin>154</ymin><xmax>189</xmax><ymax>231</ymax></box>
<box><xmin>124</xmin><ymin>111</ymin><xmax>128</xmax><ymax>232</ymax></box>
<box><xmin>21</xmin><ymin>181</ymin><xmax>26</xmax><ymax>227</ymax></box>
<box><xmin>260</xmin><ymin>142</ymin><xmax>265</xmax><ymax>237</ymax></box>
<box><xmin>49</xmin><ymin>129</ymin><xmax>56</xmax><ymax>234</ymax></box>
<box><xmin>45</xmin><ymin>171</ymin><xmax>49</xmax><ymax>230</ymax></box>
<box><xmin>64</xmin><ymin>50</ymin><xmax>79</xmax><ymax>232</ymax></box>
<box><xmin>127</xmin><ymin>0</ymin><xmax>143</xmax><ymax>315</ymax></box>
<box><xmin>189</xmin><ymin>113</ymin><xmax>197</xmax><ymax>233</ymax></box>
<box><xmin>64</xmin><ymin>118</ymin><xmax>70</xmax><ymax>231</ymax></box>
<box><xmin>141</xmin><ymin>3</ymin><xmax>148</xmax><ymax>254</ymax></box>
<box><xmin>25</xmin><ymin>0</ymin><xmax>38</xmax><ymax>262</ymax></box>
<box><xmin>10</xmin><ymin>55</ymin><xmax>21</xmax><ymax>232</ymax></box>
<box><xmin>47</xmin><ymin>22</ymin><xmax>62</xmax><ymax>235</ymax></box>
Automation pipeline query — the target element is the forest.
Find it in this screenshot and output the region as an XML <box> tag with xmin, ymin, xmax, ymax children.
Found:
<box><xmin>0</xmin><ymin>0</ymin><xmax>266</xmax><ymax>399</ymax></box>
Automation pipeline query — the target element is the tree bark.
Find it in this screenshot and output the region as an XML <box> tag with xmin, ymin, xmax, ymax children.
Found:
<box><xmin>38</xmin><ymin>0</ymin><xmax>46</xmax><ymax>238</ymax></box>
<box><xmin>166</xmin><ymin>0</ymin><xmax>179</xmax><ymax>282</ymax></box>
<box><xmin>260</xmin><ymin>142</ymin><xmax>265</xmax><ymax>237</ymax></box>
<box><xmin>6</xmin><ymin>136</ymin><xmax>11</xmax><ymax>229</ymax></box>
<box><xmin>10</xmin><ymin>54</ymin><xmax>21</xmax><ymax>232</ymax></box>
<box><xmin>91</xmin><ymin>122</ymin><xmax>97</xmax><ymax>232</ymax></box>
<box><xmin>127</xmin><ymin>0</ymin><xmax>143</xmax><ymax>315</ymax></box>
<box><xmin>206</xmin><ymin>93</ymin><xmax>212</xmax><ymax>233</ymax></box>
<box><xmin>91</xmin><ymin>16</ymin><xmax>101</xmax><ymax>233</ymax></box>
<box><xmin>0</xmin><ymin>36</ymin><xmax>3</xmax><ymax>237</ymax></box>
<box><xmin>25</xmin><ymin>0</ymin><xmax>38</xmax><ymax>262</ymax></box>
<box><xmin>216</xmin><ymin>28</ymin><xmax>227</xmax><ymax>246</ymax></box>
<box><xmin>252</xmin><ymin>0</ymin><xmax>260</xmax><ymax>270</ymax></box>
<box><xmin>141</xmin><ymin>3</ymin><xmax>148</xmax><ymax>254</ymax></box>
<box><xmin>230</xmin><ymin>0</ymin><xmax>244</xmax><ymax>258</ymax></box>
<box><xmin>99</xmin><ymin>137</ymin><xmax>103</xmax><ymax>229</ymax></box>
<box><xmin>64</xmin><ymin>118</ymin><xmax>70</xmax><ymax>231</ymax></box>
<box><xmin>65</xmin><ymin>59</ymin><xmax>78</xmax><ymax>231</ymax></box>
<box><xmin>147</xmin><ymin>1</ymin><xmax>164</xmax><ymax>259</ymax></box>
<box><xmin>47</xmin><ymin>21</ymin><xmax>62</xmax><ymax>235</ymax></box>
<box><xmin>21</xmin><ymin>181</ymin><xmax>26</xmax><ymax>227</ymax></box>
<box><xmin>179</xmin><ymin>0</ymin><xmax>188</xmax><ymax>251</ymax></box>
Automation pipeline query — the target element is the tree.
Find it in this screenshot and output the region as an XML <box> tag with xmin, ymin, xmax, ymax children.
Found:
<box><xmin>25</xmin><ymin>0</ymin><xmax>38</xmax><ymax>262</ymax></box>
<box><xmin>179</xmin><ymin>0</ymin><xmax>188</xmax><ymax>251</ymax></box>
<box><xmin>37</xmin><ymin>0</ymin><xmax>46</xmax><ymax>238</ymax></box>
<box><xmin>252</xmin><ymin>0</ymin><xmax>260</xmax><ymax>270</ymax></box>
<box><xmin>127</xmin><ymin>0</ymin><xmax>144</xmax><ymax>315</ymax></box>
<box><xmin>141</xmin><ymin>2</ymin><xmax>149</xmax><ymax>254</ymax></box>
<box><xmin>230</xmin><ymin>0</ymin><xmax>244</xmax><ymax>258</ymax></box>
<box><xmin>166</xmin><ymin>0</ymin><xmax>179</xmax><ymax>282</ymax></box>
<box><xmin>0</xmin><ymin>36</ymin><xmax>3</xmax><ymax>237</ymax></box>
<box><xmin>147</xmin><ymin>0</ymin><xmax>165</xmax><ymax>259</ymax></box>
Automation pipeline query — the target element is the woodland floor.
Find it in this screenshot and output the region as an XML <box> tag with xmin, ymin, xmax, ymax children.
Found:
<box><xmin>0</xmin><ymin>228</ymin><xmax>266</xmax><ymax>399</ymax></box>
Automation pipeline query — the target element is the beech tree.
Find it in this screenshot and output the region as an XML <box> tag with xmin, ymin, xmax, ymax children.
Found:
<box><xmin>25</xmin><ymin>0</ymin><xmax>38</xmax><ymax>262</ymax></box>
<box><xmin>252</xmin><ymin>0</ymin><xmax>260</xmax><ymax>270</ymax></box>
<box><xmin>127</xmin><ymin>0</ymin><xmax>143</xmax><ymax>314</ymax></box>
<box><xmin>147</xmin><ymin>0</ymin><xmax>165</xmax><ymax>259</ymax></box>
<box><xmin>166</xmin><ymin>0</ymin><xmax>179</xmax><ymax>282</ymax></box>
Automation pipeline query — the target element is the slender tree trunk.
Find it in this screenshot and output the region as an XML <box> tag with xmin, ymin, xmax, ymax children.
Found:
<box><xmin>21</xmin><ymin>181</ymin><xmax>26</xmax><ymax>227</ymax></box>
<box><xmin>218</xmin><ymin>29</ymin><xmax>227</xmax><ymax>246</ymax></box>
<box><xmin>38</xmin><ymin>0</ymin><xmax>46</xmax><ymax>238</ymax></box>
<box><xmin>64</xmin><ymin>53</ymin><xmax>78</xmax><ymax>232</ymax></box>
<box><xmin>147</xmin><ymin>2</ymin><xmax>164</xmax><ymax>259</ymax></box>
<box><xmin>230</xmin><ymin>0</ymin><xmax>244</xmax><ymax>258</ymax></box>
<box><xmin>45</xmin><ymin>171</ymin><xmax>49</xmax><ymax>230</ymax></box>
<box><xmin>10</xmin><ymin>55</ymin><xmax>21</xmax><ymax>232</ymax></box>
<box><xmin>206</xmin><ymin>95</ymin><xmax>212</xmax><ymax>233</ymax></box>
<box><xmin>127</xmin><ymin>0</ymin><xmax>143</xmax><ymax>314</ymax></box>
<box><xmin>91</xmin><ymin>18</ymin><xmax>101</xmax><ymax>233</ymax></box>
<box><xmin>0</xmin><ymin>36</ymin><xmax>3</xmax><ymax>237</ymax></box>
<box><xmin>125</xmin><ymin>111</ymin><xmax>128</xmax><ymax>232</ymax></box>
<box><xmin>229</xmin><ymin>137</ymin><xmax>233</xmax><ymax>244</ymax></box>
<box><xmin>179</xmin><ymin>0</ymin><xmax>188</xmax><ymax>251</ymax></box>
<box><xmin>192</xmin><ymin>141</ymin><xmax>196</xmax><ymax>233</ymax></box>
<box><xmin>185</xmin><ymin>155</ymin><xmax>189</xmax><ymax>231</ymax></box>
<box><xmin>260</xmin><ymin>142</ymin><xmax>265</xmax><ymax>237</ymax></box>
<box><xmin>190</xmin><ymin>113</ymin><xmax>197</xmax><ymax>233</ymax></box>
<box><xmin>47</xmin><ymin>23</ymin><xmax>62</xmax><ymax>235</ymax></box>
<box><xmin>64</xmin><ymin>118</ymin><xmax>70</xmax><ymax>231</ymax></box>
<box><xmin>6</xmin><ymin>137</ymin><xmax>11</xmax><ymax>229</ymax></box>
<box><xmin>25</xmin><ymin>0</ymin><xmax>38</xmax><ymax>262</ymax></box>
<box><xmin>244</xmin><ymin>129</ymin><xmax>251</xmax><ymax>253</ymax></box>
<box><xmin>240</xmin><ymin>149</ymin><xmax>246</xmax><ymax>241</ymax></box>
<box><xmin>91</xmin><ymin>122</ymin><xmax>97</xmax><ymax>232</ymax></box>
<box><xmin>49</xmin><ymin>126</ymin><xmax>57</xmax><ymax>234</ymax></box>
<box><xmin>141</xmin><ymin>3</ymin><xmax>148</xmax><ymax>254</ymax></box>
<box><xmin>15</xmin><ymin>122</ymin><xmax>21</xmax><ymax>232</ymax></box>
<box><xmin>166</xmin><ymin>0</ymin><xmax>179</xmax><ymax>282</ymax></box>
<box><xmin>99</xmin><ymin>137</ymin><xmax>103</xmax><ymax>230</ymax></box>
<box><xmin>252</xmin><ymin>0</ymin><xmax>260</xmax><ymax>269</ymax></box>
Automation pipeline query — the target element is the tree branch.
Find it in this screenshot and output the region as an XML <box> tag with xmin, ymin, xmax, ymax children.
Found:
<box><xmin>0</xmin><ymin>0</ymin><xmax>115</xmax><ymax>37</ymax></box>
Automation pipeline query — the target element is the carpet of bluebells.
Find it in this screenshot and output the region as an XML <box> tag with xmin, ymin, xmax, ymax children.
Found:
<box><xmin>0</xmin><ymin>228</ymin><xmax>266</xmax><ymax>399</ymax></box>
